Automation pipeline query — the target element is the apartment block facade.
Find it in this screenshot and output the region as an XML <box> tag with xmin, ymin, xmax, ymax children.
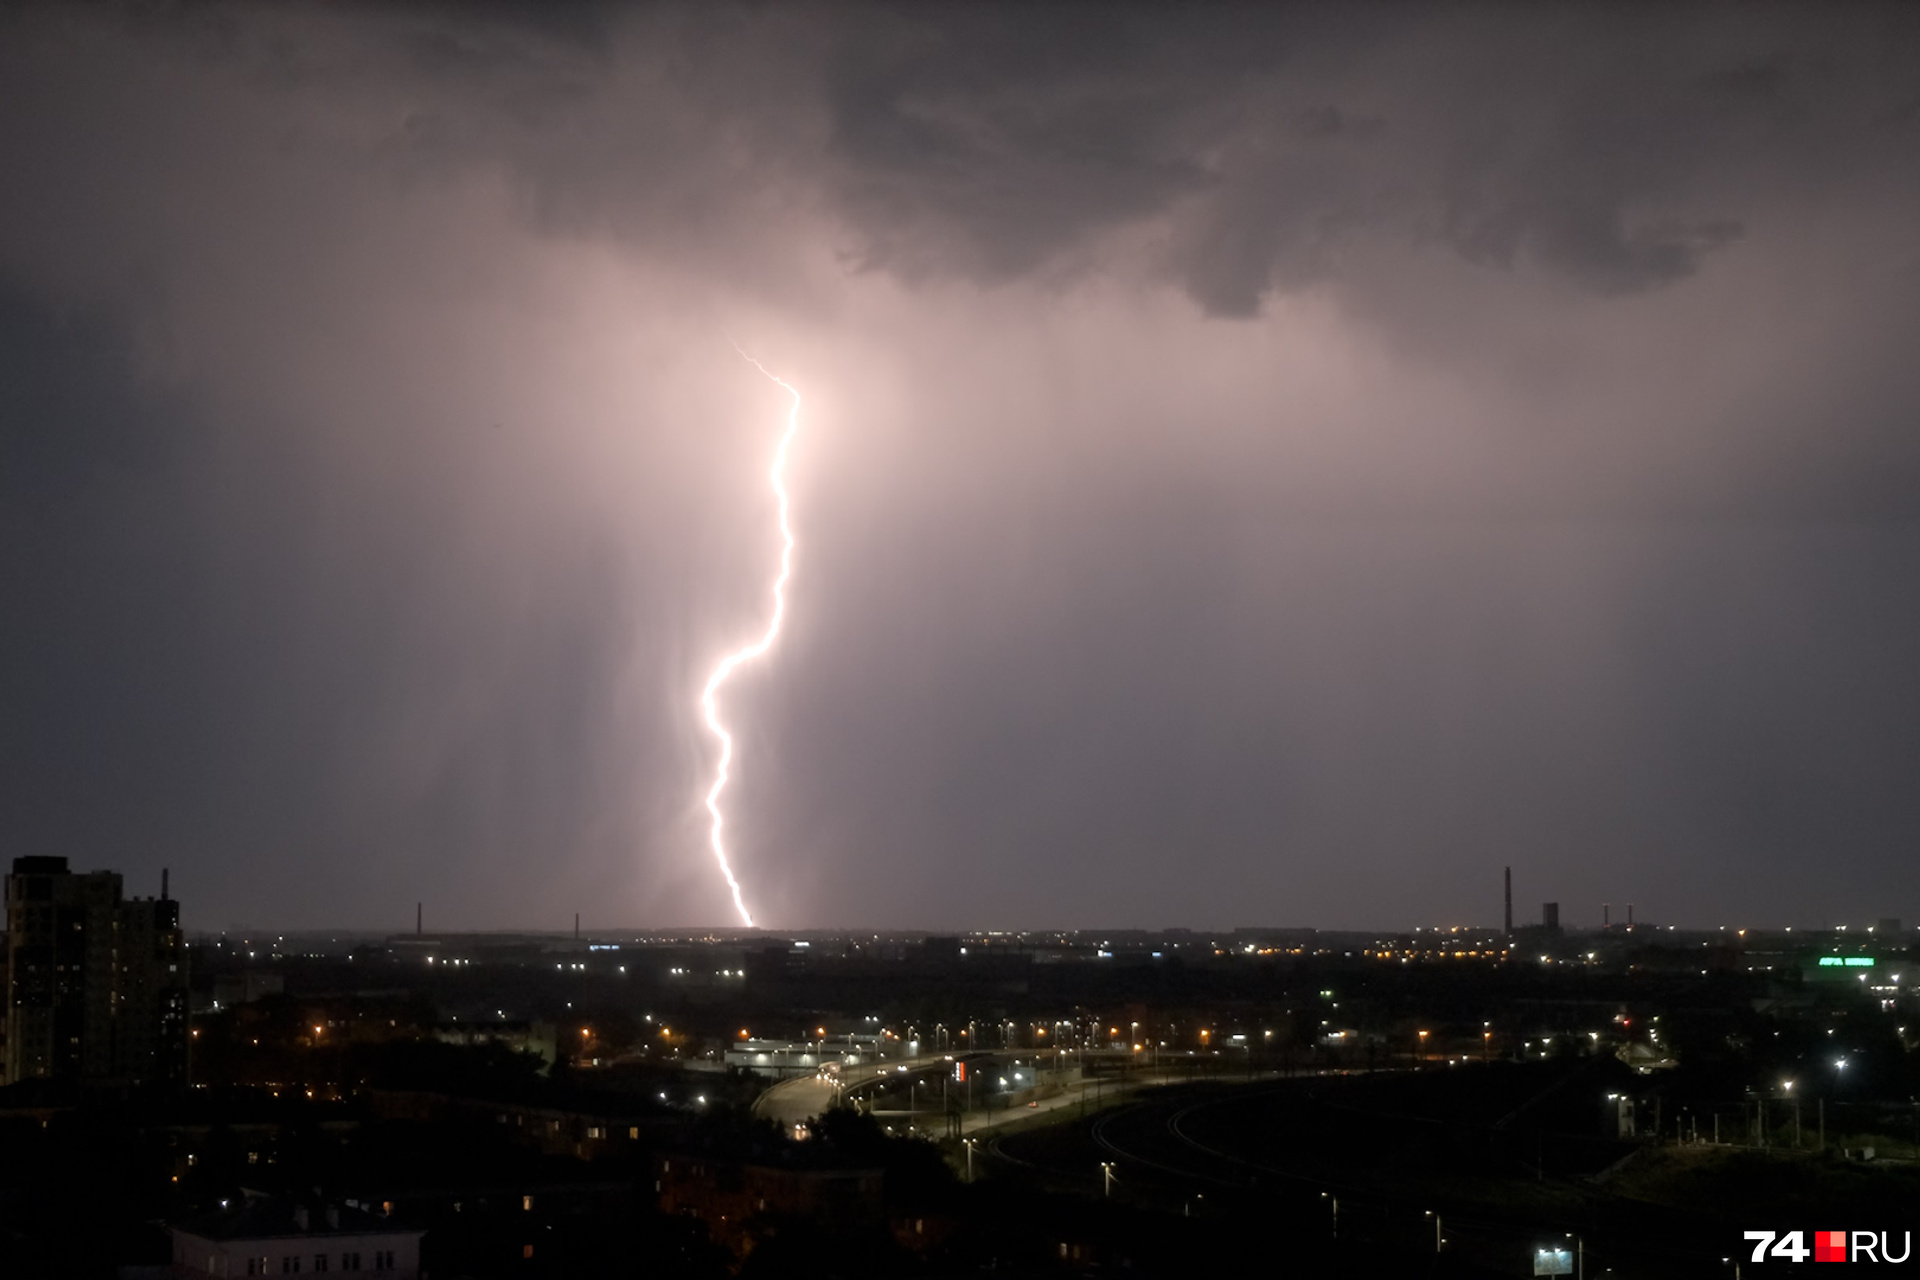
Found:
<box><xmin>2</xmin><ymin>856</ymin><xmax>188</xmax><ymax>1086</ymax></box>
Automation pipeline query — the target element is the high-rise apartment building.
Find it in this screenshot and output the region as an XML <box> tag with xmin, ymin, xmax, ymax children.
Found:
<box><xmin>2</xmin><ymin>856</ymin><xmax>188</xmax><ymax>1086</ymax></box>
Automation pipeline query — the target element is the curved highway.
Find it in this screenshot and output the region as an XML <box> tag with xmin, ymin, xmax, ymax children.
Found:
<box><xmin>752</xmin><ymin>1054</ymin><xmax>957</xmax><ymax>1129</ymax></box>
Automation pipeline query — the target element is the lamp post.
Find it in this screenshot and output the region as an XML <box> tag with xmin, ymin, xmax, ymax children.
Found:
<box><xmin>1100</xmin><ymin>1161</ymin><xmax>1116</xmax><ymax>1198</ymax></box>
<box><xmin>963</xmin><ymin>1138</ymin><xmax>976</xmax><ymax>1182</ymax></box>
<box><xmin>1427</xmin><ymin>1210</ymin><xmax>1442</xmax><ymax>1254</ymax></box>
<box><xmin>1321</xmin><ymin>1191</ymin><xmax>1338</xmax><ymax>1240</ymax></box>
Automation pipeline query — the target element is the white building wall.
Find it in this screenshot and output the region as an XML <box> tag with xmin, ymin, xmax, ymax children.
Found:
<box><xmin>170</xmin><ymin>1228</ymin><xmax>422</xmax><ymax>1279</ymax></box>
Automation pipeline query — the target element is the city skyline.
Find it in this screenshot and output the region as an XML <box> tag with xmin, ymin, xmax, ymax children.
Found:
<box><xmin>4</xmin><ymin>6</ymin><xmax>1920</xmax><ymax>931</ymax></box>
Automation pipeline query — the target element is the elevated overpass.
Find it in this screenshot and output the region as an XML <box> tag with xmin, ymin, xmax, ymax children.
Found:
<box><xmin>752</xmin><ymin>1053</ymin><xmax>980</xmax><ymax>1131</ymax></box>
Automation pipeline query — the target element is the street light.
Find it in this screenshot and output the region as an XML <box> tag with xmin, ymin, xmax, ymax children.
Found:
<box><xmin>1321</xmin><ymin>1191</ymin><xmax>1338</xmax><ymax>1240</ymax></box>
<box><xmin>1100</xmin><ymin>1161</ymin><xmax>1116</xmax><ymax>1198</ymax></box>
<box><xmin>1426</xmin><ymin>1210</ymin><xmax>1442</xmax><ymax>1254</ymax></box>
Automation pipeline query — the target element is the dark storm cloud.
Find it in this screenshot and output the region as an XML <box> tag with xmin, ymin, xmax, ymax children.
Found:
<box><xmin>796</xmin><ymin>7</ymin><xmax>1916</xmax><ymax>313</ymax></box>
<box><xmin>2</xmin><ymin>3</ymin><xmax>1918</xmax><ymax>930</ymax></box>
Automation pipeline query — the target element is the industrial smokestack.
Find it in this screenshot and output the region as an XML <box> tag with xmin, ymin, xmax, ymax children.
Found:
<box><xmin>416</xmin><ymin>902</ymin><xmax>422</xmax><ymax>936</ymax></box>
<box><xmin>161</xmin><ymin>868</ymin><xmax>169</xmax><ymax>902</ymax></box>
<box><xmin>574</xmin><ymin>912</ymin><xmax>580</xmax><ymax>940</ymax></box>
<box><xmin>1504</xmin><ymin>867</ymin><xmax>1513</xmax><ymax>936</ymax></box>
<box><xmin>1628</xmin><ymin>903</ymin><xmax>1634</xmax><ymax>929</ymax></box>
<box><xmin>1603</xmin><ymin>902</ymin><xmax>1610</xmax><ymax>930</ymax></box>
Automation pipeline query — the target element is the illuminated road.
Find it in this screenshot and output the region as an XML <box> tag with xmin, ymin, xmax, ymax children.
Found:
<box><xmin>755</xmin><ymin>1052</ymin><xmax>1195</xmax><ymax>1136</ymax></box>
<box><xmin>963</xmin><ymin>1070</ymin><xmax>1181</xmax><ymax>1138</ymax></box>
<box><xmin>752</xmin><ymin>1054</ymin><xmax>954</xmax><ymax>1129</ymax></box>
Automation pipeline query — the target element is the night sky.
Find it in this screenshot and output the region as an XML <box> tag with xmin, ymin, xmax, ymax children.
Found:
<box><xmin>3</xmin><ymin>5</ymin><xmax>1919</xmax><ymax>933</ymax></box>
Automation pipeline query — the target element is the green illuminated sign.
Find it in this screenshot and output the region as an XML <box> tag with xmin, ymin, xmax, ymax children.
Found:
<box><xmin>1815</xmin><ymin>956</ymin><xmax>1875</xmax><ymax>967</ymax></box>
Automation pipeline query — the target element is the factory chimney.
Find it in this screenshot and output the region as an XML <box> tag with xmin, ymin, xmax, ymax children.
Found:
<box><xmin>1504</xmin><ymin>867</ymin><xmax>1513</xmax><ymax>936</ymax></box>
<box><xmin>416</xmin><ymin>902</ymin><xmax>422</xmax><ymax>936</ymax></box>
<box><xmin>161</xmin><ymin>868</ymin><xmax>170</xmax><ymax>902</ymax></box>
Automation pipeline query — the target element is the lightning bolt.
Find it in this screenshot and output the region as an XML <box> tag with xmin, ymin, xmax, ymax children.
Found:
<box><xmin>698</xmin><ymin>347</ymin><xmax>802</xmax><ymax>928</ymax></box>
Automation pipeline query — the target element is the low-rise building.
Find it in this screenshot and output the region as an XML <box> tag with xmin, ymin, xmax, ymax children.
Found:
<box><xmin>656</xmin><ymin>1152</ymin><xmax>884</xmax><ymax>1256</ymax></box>
<box><xmin>168</xmin><ymin>1198</ymin><xmax>424</xmax><ymax>1279</ymax></box>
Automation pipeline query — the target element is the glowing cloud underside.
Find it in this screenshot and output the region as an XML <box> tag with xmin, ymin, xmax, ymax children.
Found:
<box><xmin>699</xmin><ymin>352</ymin><xmax>802</xmax><ymax>928</ymax></box>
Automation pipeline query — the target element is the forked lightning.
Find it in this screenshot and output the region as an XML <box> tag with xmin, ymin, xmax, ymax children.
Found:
<box><xmin>698</xmin><ymin>350</ymin><xmax>802</xmax><ymax>927</ymax></box>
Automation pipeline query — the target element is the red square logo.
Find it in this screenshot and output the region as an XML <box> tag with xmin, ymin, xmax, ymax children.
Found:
<box><xmin>1815</xmin><ymin>1230</ymin><xmax>1848</xmax><ymax>1262</ymax></box>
